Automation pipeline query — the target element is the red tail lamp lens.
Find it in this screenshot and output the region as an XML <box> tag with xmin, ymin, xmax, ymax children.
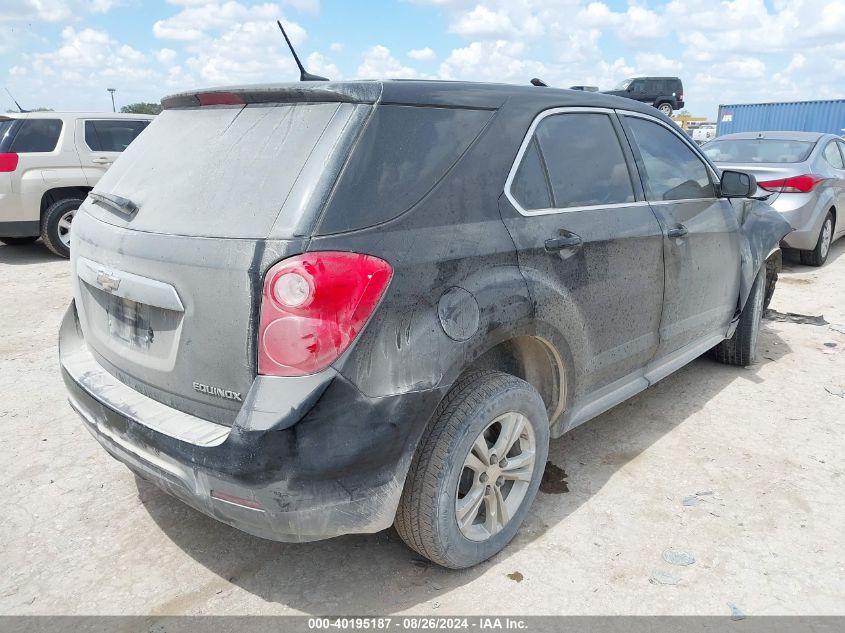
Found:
<box><xmin>258</xmin><ymin>252</ymin><xmax>393</xmax><ymax>377</ymax></box>
<box><xmin>0</xmin><ymin>153</ymin><xmax>19</xmax><ymax>172</ymax></box>
<box><xmin>758</xmin><ymin>174</ymin><xmax>824</xmax><ymax>193</ymax></box>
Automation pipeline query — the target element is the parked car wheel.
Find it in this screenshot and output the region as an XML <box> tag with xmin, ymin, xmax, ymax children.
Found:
<box><xmin>657</xmin><ymin>102</ymin><xmax>673</xmax><ymax>116</ymax></box>
<box><xmin>799</xmin><ymin>211</ymin><xmax>834</xmax><ymax>267</ymax></box>
<box><xmin>763</xmin><ymin>250</ymin><xmax>781</xmax><ymax>312</ymax></box>
<box><xmin>714</xmin><ymin>266</ymin><xmax>765</xmax><ymax>367</ymax></box>
<box><xmin>41</xmin><ymin>198</ymin><xmax>83</xmax><ymax>258</ymax></box>
<box><xmin>395</xmin><ymin>369</ymin><xmax>550</xmax><ymax>569</ymax></box>
<box><xmin>0</xmin><ymin>236</ymin><xmax>38</xmax><ymax>246</ymax></box>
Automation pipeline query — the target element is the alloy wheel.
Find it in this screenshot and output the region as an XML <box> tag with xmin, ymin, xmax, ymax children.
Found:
<box><xmin>58</xmin><ymin>209</ymin><xmax>75</xmax><ymax>249</ymax></box>
<box><xmin>820</xmin><ymin>218</ymin><xmax>832</xmax><ymax>260</ymax></box>
<box><xmin>455</xmin><ymin>412</ymin><xmax>536</xmax><ymax>541</ymax></box>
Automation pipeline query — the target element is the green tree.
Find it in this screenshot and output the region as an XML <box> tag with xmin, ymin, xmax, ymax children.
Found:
<box><xmin>120</xmin><ymin>102</ymin><xmax>162</xmax><ymax>115</ymax></box>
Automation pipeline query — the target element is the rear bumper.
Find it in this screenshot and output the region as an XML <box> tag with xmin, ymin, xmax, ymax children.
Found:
<box><xmin>774</xmin><ymin>193</ymin><xmax>828</xmax><ymax>251</ymax></box>
<box><xmin>60</xmin><ymin>302</ymin><xmax>443</xmax><ymax>542</ymax></box>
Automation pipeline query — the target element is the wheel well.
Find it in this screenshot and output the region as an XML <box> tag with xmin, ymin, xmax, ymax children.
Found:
<box><xmin>829</xmin><ymin>206</ymin><xmax>836</xmax><ymax>229</ymax></box>
<box><xmin>40</xmin><ymin>187</ymin><xmax>91</xmax><ymax>217</ymax></box>
<box><xmin>469</xmin><ymin>336</ymin><xmax>565</xmax><ymax>424</ymax></box>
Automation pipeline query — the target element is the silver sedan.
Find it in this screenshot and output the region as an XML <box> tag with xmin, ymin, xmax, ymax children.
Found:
<box><xmin>703</xmin><ymin>131</ymin><xmax>845</xmax><ymax>266</ymax></box>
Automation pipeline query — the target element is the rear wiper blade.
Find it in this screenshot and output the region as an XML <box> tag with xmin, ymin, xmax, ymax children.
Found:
<box><xmin>89</xmin><ymin>191</ymin><xmax>138</xmax><ymax>216</ymax></box>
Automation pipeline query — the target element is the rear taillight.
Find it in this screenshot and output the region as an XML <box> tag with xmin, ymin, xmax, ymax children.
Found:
<box><xmin>0</xmin><ymin>153</ymin><xmax>18</xmax><ymax>172</ymax></box>
<box><xmin>678</xmin><ymin>93</ymin><xmax>684</xmax><ymax>102</ymax></box>
<box><xmin>758</xmin><ymin>174</ymin><xmax>824</xmax><ymax>193</ymax></box>
<box><xmin>258</xmin><ymin>252</ymin><xmax>393</xmax><ymax>377</ymax></box>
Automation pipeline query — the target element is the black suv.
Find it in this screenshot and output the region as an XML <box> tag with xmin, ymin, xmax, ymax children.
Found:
<box><xmin>60</xmin><ymin>80</ymin><xmax>787</xmax><ymax>569</ymax></box>
<box><xmin>603</xmin><ymin>76</ymin><xmax>684</xmax><ymax>116</ymax></box>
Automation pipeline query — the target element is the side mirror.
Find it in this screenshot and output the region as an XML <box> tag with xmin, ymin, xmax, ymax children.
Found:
<box><xmin>720</xmin><ymin>170</ymin><xmax>757</xmax><ymax>198</ymax></box>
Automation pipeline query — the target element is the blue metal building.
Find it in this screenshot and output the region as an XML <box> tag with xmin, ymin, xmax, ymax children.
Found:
<box><xmin>717</xmin><ymin>99</ymin><xmax>845</xmax><ymax>136</ymax></box>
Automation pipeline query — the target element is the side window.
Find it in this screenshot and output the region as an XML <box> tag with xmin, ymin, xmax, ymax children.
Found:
<box><xmin>511</xmin><ymin>138</ymin><xmax>552</xmax><ymax>210</ymax></box>
<box><xmin>625</xmin><ymin>116</ymin><xmax>716</xmax><ymax>201</ymax></box>
<box><xmin>822</xmin><ymin>141</ymin><xmax>844</xmax><ymax>169</ymax></box>
<box><xmin>630</xmin><ymin>80</ymin><xmax>646</xmax><ymax>94</ymax></box>
<box><xmin>511</xmin><ymin>112</ymin><xmax>635</xmax><ymax>211</ymax></box>
<box><xmin>646</xmin><ymin>80</ymin><xmax>661</xmax><ymax>94</ymax></box>
<box><xmin>9</xmin><ymin>119</ymin><xmax>62</xmax><ymax>152</ymax></box>
<box><xmin>84</xmin><ymin>120</ymin><xmax>150</xmax><ymax>152</ymax></box>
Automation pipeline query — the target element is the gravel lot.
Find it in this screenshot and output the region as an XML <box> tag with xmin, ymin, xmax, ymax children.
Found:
<box><xmin>1</xmin><ymin>240</ymin><xmax>843</xmax><ymax>616</ymax></box>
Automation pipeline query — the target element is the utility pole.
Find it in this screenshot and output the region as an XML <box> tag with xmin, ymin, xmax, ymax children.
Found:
<box><xmin>107</xmin><ymin>88</ymin><xmax>116</xmax><ymax>112</ymax></box>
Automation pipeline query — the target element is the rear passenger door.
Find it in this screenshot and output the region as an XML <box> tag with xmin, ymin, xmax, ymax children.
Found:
<box><xmin>619</xmin><ymin>112</ymin><xmax>741</xmax><ymax>368</ymax></box>
<box><xmin>500</xmin><ymin>108</ymin><xmax>665</xmax><ymax>403</ymax></box>
<box><xmin>76</xmin><ymin>118</ymin><xmax>150</xmax><ymax>186</ymax></box>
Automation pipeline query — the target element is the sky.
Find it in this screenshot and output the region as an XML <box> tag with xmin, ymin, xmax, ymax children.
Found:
<box><xmin>1</xmin><ymin>0</ymin><xmax>843</xmax><ymax>119</ymax></box>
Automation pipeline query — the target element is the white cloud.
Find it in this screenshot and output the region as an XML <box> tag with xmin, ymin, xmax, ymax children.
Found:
<box><xmin>329</xmin><ymin>41</ymin><xmax>344</xmax><ymax>52</ymax></box>
<box><xmin>156</xmin><ymin>47</ymin><xmax>177</xmax><ymax>64</ymax></box>
<box><xmin>357</xmin><ymin>45</ymin><xmax>419</xmax><ymax>79</ymax></box>
<box><xmin>408</xmin><ymin>47</ymin><xmax>436</xmax><ymax>61</ymax></box>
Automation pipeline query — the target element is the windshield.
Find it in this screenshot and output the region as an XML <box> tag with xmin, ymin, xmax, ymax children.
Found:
<box><xmin>702</xmin><ymin>138</ymin><xmax>815</xmax><ymax>163</ymax></box>
<box><xmin>613</xmin><ymin>79</ymin><xmax>632</xmax><ymax>91</ymax></box>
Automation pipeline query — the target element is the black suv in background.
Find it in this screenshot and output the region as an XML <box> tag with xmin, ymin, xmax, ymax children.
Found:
<box><xmin>603</xmin><ymin>77</ymin><xmax>684</xmax><ymax>116</ymax></box>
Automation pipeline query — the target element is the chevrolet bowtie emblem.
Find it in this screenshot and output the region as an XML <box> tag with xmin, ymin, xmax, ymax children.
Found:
<box><xmin>96</xmin><ymin>269</ymin><xmax>121</xmax><ymax>293</ymax></box>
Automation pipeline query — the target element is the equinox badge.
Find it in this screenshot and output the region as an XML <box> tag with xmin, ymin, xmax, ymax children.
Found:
<box><xmin>193</xmin><ymin>382</ymin><xmax>243</xmax><ymax>402</ymax></box>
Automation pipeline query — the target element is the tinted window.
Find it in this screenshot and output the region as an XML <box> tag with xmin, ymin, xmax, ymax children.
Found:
<box><xmin>530</xmin><ymin>112</ymin><xmax>635</xmax><ymax>209</ymax></box>
<box><xmin>626</xmin><ymin>116</ymin><xmax>715</xmax><ymax>201</ymax></box>
<box><xmin>85</xmin><ymin>120</ymin><xmax>150</xmax><ymax>152</ymax></box>
<box><xmin>646</xmin><ymin>80</ymin><xmax>662</xmax><ymax>94</ymax></box>
<box><xmin>630</xmin><ymin>80</ymin><xmax>646</xmax><ymax>94</ymax></box>
<box><xmin>702</xmin><ymin>138</ymin><xmax>815</xmax><ymax>163</ymax></box>
<box><xmin>0</xmin><ymin>119</ymin><xmax>16</xmax><ymax>152</ymax></box>
<box><xmin>511</xmin><ymin>138</ymin><xmax>552</xmax><ymax>210</ymax></box>
<box><xmin>823</xmin><ymin>141</ymin><xmax>844</xmax><ymax>169</ymax></box>
<box><xmin>9</xmin><ymin>119</ymin><xmax>62</xmax><ymax>152</ymax></box>
<box><xmin>319</xmin><ymin>105</ymin><xmax>493</xmax><ymax>233</ymax></box>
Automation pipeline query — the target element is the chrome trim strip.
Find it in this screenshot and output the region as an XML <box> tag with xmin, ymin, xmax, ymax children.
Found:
<box><xmin>63</xmin><ymin>343</ymin><xmax>230</xmax><ymax>447</ymax></box>
<box><xmin>77</xmin><ymin>256</ymin><xmax>185</xmax><ymax>312</ymax></box>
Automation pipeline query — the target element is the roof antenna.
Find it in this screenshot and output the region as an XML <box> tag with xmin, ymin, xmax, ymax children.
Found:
<box><xmin>276</xmin><ymin>20</ymin><xmax>329</xmax><ymax>82</ymax></box>
<box><xmin>530</xmin><ymin>78</ymin><xmax>548</xmax><ymax>87</ymax></box>
<box><xmin>4</xmin><ymin>87</ymin><xmax>28</xmax><ymax>112</ymax></box>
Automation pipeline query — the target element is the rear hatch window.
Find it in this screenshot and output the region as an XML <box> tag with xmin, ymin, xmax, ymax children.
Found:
<box><xmin>703</xmin><ymin>139</ymin><xmax>815</xmax><ymax>163</ymax></box>
<box><xmin>5</xmin><ymin>119</ymin><xmax>63</xmax><ymax>153</ymax></box>
<box><xmin>85</xmin><ymin>102</ymin><xmax>366</xmax><ymax>239</ymax></box>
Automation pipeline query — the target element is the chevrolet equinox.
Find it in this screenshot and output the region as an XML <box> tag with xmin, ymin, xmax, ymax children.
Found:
<box><xmin>60</xmin><ymin>81</ymin><xmax>789</xmax><ymax>568</ymax></box>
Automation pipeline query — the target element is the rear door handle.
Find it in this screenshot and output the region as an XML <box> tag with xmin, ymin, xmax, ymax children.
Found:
<box><xmin>544</xmin><ymin>233</ymin><xmax>583</xmax><ymax>251</ymax></box>
<box><xmin>91</xmin><ymin>157</ymin><xmax>111</xmax><ymax>164</ymax></box>
<box><xmin>667</xmin><ymin>225</ymin><xmax>689</xmax><ymax>239</ymax></box>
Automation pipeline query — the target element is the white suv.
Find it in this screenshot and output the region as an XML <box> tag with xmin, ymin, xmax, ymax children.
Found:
<box><xmin>0</xmin><ymin>111</ymin><xmax>153</xmax><ymax>257</ymax></box>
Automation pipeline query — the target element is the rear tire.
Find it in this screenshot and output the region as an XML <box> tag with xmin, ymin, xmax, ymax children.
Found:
<box><xmin>657</xmin><ymin>102</ymin><xmax>673</xmax><ymax>116</ymax></box>
<box><xmin>41</xmin><ymin>198</ymin><xmax>83</xmax><ymax>258</ymax></box>
<box><xmin>0</xmin><ymin>236</ymin><xmax>38</xmax><ymax>246</ymax></box>
<box><xmin>715</xmin><ymin>266</ymin><xmax>765</xmax><ymax>367</ymax></box>
<box><xmin>799</xmin><ymin>211</ymin><xmax>833</xmax><ymax>267</ymax></box>
<box><xmin>394</xmin><ymin>370</ymin><xmax>549</xmax><ymax>569</ymax></box>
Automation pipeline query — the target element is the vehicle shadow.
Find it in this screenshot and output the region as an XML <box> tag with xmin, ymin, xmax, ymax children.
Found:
<box><xmin>0</xmin><ymin>241</ymin><xmax>60</xmax><ymax>265</ymax></box>
<box><xmin>136</xmin><ymin>325</ymin><xmax>791</xmax><ymax>615</ymax></box>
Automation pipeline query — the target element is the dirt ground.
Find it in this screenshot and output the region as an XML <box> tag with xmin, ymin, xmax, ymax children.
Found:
<box><xmin>1</xmin><ymin>240</ymin><xmax>843</xmax><ymax>617</ymax></box>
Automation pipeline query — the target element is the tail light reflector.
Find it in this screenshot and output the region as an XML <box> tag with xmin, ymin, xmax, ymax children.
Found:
<box><xmin>258</xmin><ymin>252</ymin><xmax>393</xmax><ymax>377</ymax></box>
<box><xmin>758</xmin><ymin>174</ymin><xmax>824</xmax><ymax>193</ymax></box>
<box><xmin>0</xmin><ymin>153</ymin><xmax>19</xmax><ymax>172</ymax></box>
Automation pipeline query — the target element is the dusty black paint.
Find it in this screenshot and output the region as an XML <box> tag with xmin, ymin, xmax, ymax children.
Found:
<box><xmin>61</xmin><ymin>80</ymin><xmax>790</xmax><ymax>543</ymax></box>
